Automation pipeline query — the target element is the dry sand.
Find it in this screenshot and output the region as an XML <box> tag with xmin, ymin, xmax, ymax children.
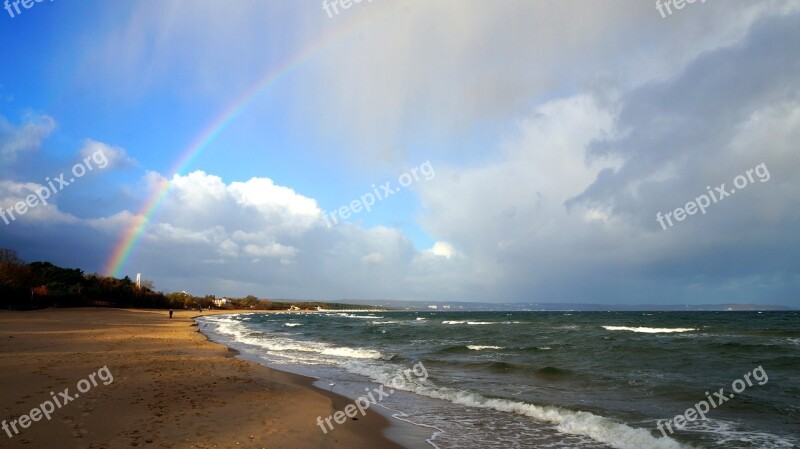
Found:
<box><xmin>0</xmin><ymin>308</ymin><xmax>409</xmax><ymax>449</ymax></box>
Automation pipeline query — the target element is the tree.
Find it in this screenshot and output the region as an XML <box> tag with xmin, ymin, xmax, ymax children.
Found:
<box><xmin>241</xmin><ymin>295</ymin><xmax>260</xmax><ymax>308</ymax></box>
<box><xmin>29</xmin><ymin>262</ymin><xmax>84</xmax><ymax>297</ymax></box>
<box><xmin>2</xmin><ymin>251</ymin><xmax>172</xmax><ymax>309</ymax></box>
<box><xmin>0</xmin><ymin>249</ymin><xmax>30</xmax><ymax>287</ymax></box>
<box><xmin>0</xmin><ymin>248</ymin><xmax>33</xmax><ymax>308</ymax></box>
<box><xmin>199</xmin><ymin>295</ymin><xmax>215</xmax><ymax>308</ymax></box>
<box><xmin>0</xmin><ymin>248</ymin><xmax>24</xmax><ymax>265</ymax></box>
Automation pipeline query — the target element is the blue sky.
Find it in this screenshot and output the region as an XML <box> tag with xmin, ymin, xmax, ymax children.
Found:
<box><xmin>1</xmin><ymin>0</ymin><xmax>799</xmax><ymax>305</ymax></box>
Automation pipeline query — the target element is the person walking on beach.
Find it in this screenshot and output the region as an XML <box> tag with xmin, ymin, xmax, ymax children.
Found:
<box><xmin>169</xmin><ymin>309</ymin><xmax>173</xmax><ymax>319</ymax></box>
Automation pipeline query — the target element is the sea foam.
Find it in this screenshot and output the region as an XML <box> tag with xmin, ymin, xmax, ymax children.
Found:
<box><xmin>344</xmin><ymin>362</ymin><xmax>691</xmax><ymax>449</ymax></box>
<box><xmin>201</xmin><ymin>316</ymin><xmax>383</xmax><ymax>361</ymax></box>
<box><xmin>602</xmin><ymin>326</ymin><xmax>696</xmax><ymax>334</ymax></box>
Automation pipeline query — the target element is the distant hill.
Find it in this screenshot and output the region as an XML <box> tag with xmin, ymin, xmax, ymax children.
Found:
<box><xmin>319</xmin><ymin>299</ymin><xmax>795</xmax><ymax>312</ymax></box>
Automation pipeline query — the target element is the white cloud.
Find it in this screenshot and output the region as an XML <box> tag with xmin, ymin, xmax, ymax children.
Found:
<box><xmin>0</xmin><ymin>113</ymin><xmax>56</xmax><ymax>162</ymax></box>
<box><xmin>228</xmin><ymin>177</ymin><xmax>321</xmax><ymax>234</ymax></box>
<box><xmin>361</xmin><ymin>252</ymin><xmax>384</xmax><ymax>264</ymax></box>
<box><xmin>218</xmin><ymin>239</ymin><xmax>239</xmax><ymax>257</ymax></box>
<box><xmin>429</xmin><ymin>242</ymin><xmax>456</xmax><ymax>259</ymax></box>
<box><xmin>82</xmin><ymin>171</ymin><xmax>447</xmax><ymax>299</ymax></box>
<box><xmin>243</xmin><ymin>243</ymin><xmax>297</xmax><ymax>258</ymax></box>
<box><xmin>0</xmin><ymin>180</ymin><xmax>77</xmax><ymax>225</ymax></box>
<box><xmin>410</xmin><ymin>10</ymin><xmax>800</xmax><ymax>304</ymax></box>
<box><xmin>78</xmin><ymin>140</ymin><xmax>138</xmax><ymax>169</ymax></box>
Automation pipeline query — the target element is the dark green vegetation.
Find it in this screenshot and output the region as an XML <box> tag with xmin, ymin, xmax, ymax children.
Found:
<box><xmin>0</xmin><ymin>248</ymin><xmax>357</xmax><ymax>311</ymax></box>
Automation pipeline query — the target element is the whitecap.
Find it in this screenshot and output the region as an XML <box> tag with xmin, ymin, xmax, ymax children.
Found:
<box><xmin>336</xmin><ymin>313</ymin><xmax>384</xmax><ymax>319</ymax></box>
<box><xmin>603</xmin><ymin>326</ymin><xmax>696</xmax><ymax>334</ymax></box>
<box><xmin>321</xmin><ymin>347</ymin><xmax>383</xmax><ymax>359</ymax></box>
<box><xmin>345</xmin><ymin>363</ymin><xmax>690</xmax><ymax>449</ymax></box>
<box><xmin>442</xmin><ymin>320</ymin><xmax>494</xmax><ymax>325</ymax></box>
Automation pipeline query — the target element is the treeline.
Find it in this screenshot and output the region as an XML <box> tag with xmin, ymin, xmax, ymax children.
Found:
<box><xmin>0</xmin><ymin>248</ymin><xmax>171</xmax><ymax>310</ymax></box>
<box><xmin>0</xmin><ymin>248</ymin><xmax>361</xmax><ymax>311</ymax></box>
<box><xmin>181</xmin><ymin>293</ymin><xmax>363</xmax><ymax>311</ymax></box>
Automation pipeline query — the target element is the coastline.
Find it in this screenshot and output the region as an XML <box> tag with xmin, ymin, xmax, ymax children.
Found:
<box><xmin>196</xmin><ymin>312</ymin><xmax>436</xmax><ymax>449</ymax></box>
<box><xmin>0</xmin><ymin>307</ymin><xmax>412</xmax><ymax>448</ymax></box>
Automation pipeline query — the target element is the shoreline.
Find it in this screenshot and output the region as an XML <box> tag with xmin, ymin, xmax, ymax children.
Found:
<box><xmin>0</xmin><ymin>307</ymin><xmax>413</xmax><ymax>448</ymax></box>
<box><xmin>196</xmin><ymin>312</ymin><xmax>436</xmax><ymax>449</ymax></box>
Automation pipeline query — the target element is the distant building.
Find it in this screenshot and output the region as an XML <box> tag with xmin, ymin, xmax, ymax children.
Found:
<box><xmin>213</xmin><ymin>298</ymin><xmax>229</xmax><ymax>307</ymax></box>
<box><xmin>427</xmin><ymin>305</ymin><xmax>438</xmax><ymax>309</ymax></box>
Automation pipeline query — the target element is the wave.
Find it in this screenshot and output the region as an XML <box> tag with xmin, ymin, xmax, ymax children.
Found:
<box><xmin>442</xmin><ymin>320</ymin><xmax>494</xmax><ymax>325</ymax></box>
<box><xmin>707</xmin><ymin>341</ymin><xmax>790</xmax><ymax>353</ymax></box>
<box><xmin>345</xmin><ymin>362</ymin><xmax>690</xmax><ymax>449</ymax></box>
<box><xmin>486</xmin><ymin>361</ymin><xmax>522</xmax><ymax>371</ymax></box>
<box><xmin>321</xmin><ymin>347</ymin><xmax>383</xmax><ymax>359</ymax></box>
<box><xmin>437</xmin><ymin>344</ymin><xmax>508</xmax><ymax>354</ymax></box>
<box><xmin>436</xmin><ymin>345</ymin><xmax>471</xmax><ymax>354</ymax></box>
<box><xmin>336</xmin><ymin>313</ymin><xmax>384</xmax><ymax>319</ymax></box>
<box><xmin>603</xmin><ymin>326</ymin><xmax>696</xmax><ymax>334</ymax></box>
<box><xmin>284</xmin><ymin>323</ymin><xmax>303</xmax><ymax>327</ymax></box>
<box><xmin>515</xmin><ymin>346</ymin><xmax>553</xmax><ymax>352</ymax></box>
<box><xmin>199</xmin><ymin>316</ymin><xmax>384</xmax><ymax>361</ymax></box>
<box><xmin>535</xmin><ymin>366</ymin><xmax>571</xmax><ymax>379</ymax></box>
<box><xmin>680</xmin><ymin>418</ymin><xmax>800</xmax><ymax>448</ymax></box>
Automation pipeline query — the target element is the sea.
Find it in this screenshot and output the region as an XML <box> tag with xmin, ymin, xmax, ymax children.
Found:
<box><xmin>197</xmin><ymin>311</ymin><xmax>800</xmax><ymax>449</ymax></box>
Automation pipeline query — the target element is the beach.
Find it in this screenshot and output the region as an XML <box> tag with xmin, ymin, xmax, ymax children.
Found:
<box><xmin>0</xmin><ymin>308</ymin><xmax>408</xmax><ymax>449</ymax></box>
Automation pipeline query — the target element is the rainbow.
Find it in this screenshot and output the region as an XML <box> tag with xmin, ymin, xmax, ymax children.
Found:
<box><xmin>105</xmin><ymin>9</ymin><xmax>391</xmax><ymax>278</ymax></box>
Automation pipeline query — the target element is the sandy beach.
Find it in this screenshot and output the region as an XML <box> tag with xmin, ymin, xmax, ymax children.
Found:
<box><xmin>0</xmin><ymin>308</ymin><xmax>408</xmax><ymax>449</ymax></box>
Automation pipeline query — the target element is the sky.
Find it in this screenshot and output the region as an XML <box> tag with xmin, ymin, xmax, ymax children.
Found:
<box><xmin>0</xmin><ymin>0</ymin><xmax>798</xmax><ymax>306</ymax></box>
